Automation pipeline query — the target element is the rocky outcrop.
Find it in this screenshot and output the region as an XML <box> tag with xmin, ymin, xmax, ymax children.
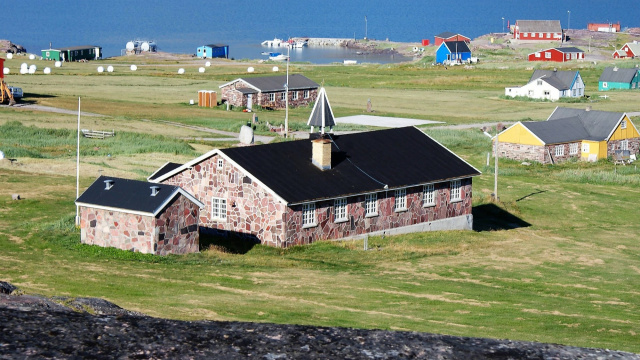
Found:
<box><xmin>0</xmin><ymin>40</ymin><xmax>27</xmax><ymax>54</ymax></box>
<box><xmin>0</xmin><ymin>282</ymin><xmax>637</xmax><ymax>359</ymax></box>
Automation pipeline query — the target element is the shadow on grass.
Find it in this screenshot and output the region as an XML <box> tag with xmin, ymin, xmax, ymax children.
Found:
<box><xmin>472</xmin><ymin>203</ymin><xmax>530</xmax><ymax>232</ymax></box>
<box><xmin>199</xmin><ymin>227</ymin><xmax>260</xmax><ymax>254</ymax></box>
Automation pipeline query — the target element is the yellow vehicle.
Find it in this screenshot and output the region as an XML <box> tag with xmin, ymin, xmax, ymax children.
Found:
<box><xmin>1</xmin><ymin>58</ymin><xmax>16</xmax><ymax>105</ymax></box>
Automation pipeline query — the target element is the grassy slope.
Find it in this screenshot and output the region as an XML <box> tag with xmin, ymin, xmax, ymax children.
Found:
<box><xmin>1</xmin><ymin>48</ymin><xmax>639</xmax><ymax>352</ymax></box>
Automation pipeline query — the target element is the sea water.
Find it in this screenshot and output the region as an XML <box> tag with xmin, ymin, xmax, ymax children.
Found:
<box><xmin>3</xmin><ymin>0</ymin><xmax>637</xmax><ymax>64</ymax></box>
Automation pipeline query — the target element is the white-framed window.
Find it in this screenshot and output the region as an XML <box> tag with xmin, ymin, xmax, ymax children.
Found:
<box><xmin>572</xmin><ymin>89</ymin><xmax>577</xmax><ymax>96</ymax></box>
<box><xmin>569</xmin><ymin>143</ymin><xmax>579</xmax><ymax>155</ymax></box>
<box><xmin>621</xmin><ymin>139</ymin><xmax>629</xmax><ymax>151</ymax></box>
<box><xmin>280</xmin><ymin>92</ymin><xmax>286</xmax><ymax>101</ymax></box>
<box><xmin>545</xmin><ymin>52</ymin><xmax>551</xmax><ymax>59</ymax></box>
<box><xmin>269</xmin><ymin>93</ymin><xmax>275</xmax><ymax>102</ymax></box>
<box><xmin>423</xmin><ymin>184</ymin><xmax>435</xmax><ymax>207</ymax></box>
<box><xmin>537</xmin><ymin>80</ymin><xmax>543</xmax><ymax>85</ymax></box>
<box><xmin>217</xmin><ymin>159</ymin><xmax>223</xmax><ymax>169</ymax></box>
<box><xmin>394</xmin><ymin>188</ymin><xmax>406</xmax><ymax>212</ymax></box>
<box><xmin>582</xmin><ymin>143</ymin><xmax>590</xmax><ymax>153</ymax></box>
<box><xmin>334</xmin><ymin>198</ymin><xmax>347</xmax><ymax>222</ymax></box>
<box><xmin>304</xmin><ymin>90</ymin><xmax>310</xmax><ymax>99</ymax></box>
<box><xmin>555</xmin><ymin>145</ymin><xmax>565</xmax><ymax>156</ymax></box>
<box><xmin>450</xmin><ymin>180</ymin><xmax>462</xmax><ymax>202</ymax></box>
<box><xmin>603</xmin><ymin>82</ymin><xmax>608</xmax><ymax>88</ymax></box>
<box><xmin>292</xmin><ymin>91</ymin><xmax>298</xmax><ymax>100</ymax></box>
<box><xmin>535</xmin><ymin>52</ymin><xmax>541</xmax><ymax>58</ymax></box>
<box><xmin>302</xmin><ymin>202</ymin><xmax>316</xmax><ymax>227</ymax></box>
<box><xmin>365</xmin><ymin>193</ymin><xmax>377</xmax><ymax>217</ymax></box>
<box><xmin>621</xmin><ymin>119</ymin><xmax>627</xmax><ymax>129</ymax></box>
<box><xmin>211</xmin><ymin>197</ymin><xmax>227</xmax><ymax>221</ymax></box>
<box><xmin>566</xmin><ymin>53</ymin><xmax>571</xmax><ymax>60</ymax></box>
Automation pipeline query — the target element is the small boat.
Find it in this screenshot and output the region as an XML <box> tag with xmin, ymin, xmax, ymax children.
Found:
<box><xmin>261</xmin><ymin>38</ymin><xmax>283</xmax><ymax>47</ymax></box>
<box><xmin>268</xmin><ymin>52</ymin><xmax>289</xmax><ymax>61</ymax></box>
<box><xmin>288</xmin><ymin>40</ymin><xmax>307</xmax><ymax>48</ymax></box>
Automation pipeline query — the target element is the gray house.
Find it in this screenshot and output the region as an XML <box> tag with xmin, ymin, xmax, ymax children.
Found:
<box><xmin>218</xmin><ymin>74</ymin><xmax>319</xmax><ymax>110</ymax></box>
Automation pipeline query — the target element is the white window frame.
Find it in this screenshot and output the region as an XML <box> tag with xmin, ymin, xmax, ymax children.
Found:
<box><xmin>423</xmin><ymin>184</ymin><xmax>435</xmax><ymax>207</ymax></box>
<box><xmin>365</xmin><ymin>193</ymin><xmax>378</xmax><ymax>217</ymax></box>
<box><xmin>621</xmin><ymin>119</ymin><xmax>627</xmax><ymax>129</ymax></box>
<box><xmin>620</xmin><ymin>139</ymin><xmax>629</xmax><ymax>151</ymax></box>
<box><xmin>555</xmin><ymin>145</ymin><xmax>565</xmax><ymax>156</ymax></box>
<box><xmin>537</xmin><ymin>80</ymin><xmax>543</xmax><ymax>85</ymax></box>
<box><xmin>302</xmin><ymin>202</ymin><xmax>316</xmax><ymax>228</ymax></box>
<box><xmin>217</xmin><ymin>159</ymin><xmax>223</xmax><ymax>169</ymax></box>
<box><xmin>450</xmin><ymin>180</ymin><xmax>462</xmax><ymax>202</ymax></box>
<box><xmin>535</xmin><ymin>52</ymin><xmax>541</xmax><ymax>58</ymax></box>
<box><xmin>582</xmin><ymin>143</ymin><xmax>590</xmax><ymax>153</ymax></box>
<box><xmin>334</xmin><ymin>198</ymin><xmax>348</xmax><ymax>223</ymax></box>
<box><xmin>292</xmin><ymin>91</ymin><xmax>298</xmax><ymax>100</ymax></box>
<box><xmin>569</xmin><ymin>143</ymin><xmax>579</xmax><ymax>155</ymax></box>
<box><xmin>304</xmin><ymin>90</ymin><xmax>310</xmax><ymax>99</ymax></box>
<box><xmin>545</xmin><ymin>52</ymin><xmax>551</xmax><ymax>59</ymax></box>
<box><xmin>394</xmin><ymin>188</ymin><xmax>407</xmax><ymax>212</ymax></box>
<box><xmin>280</xmin><ymin>92</ymin><xmax>286</xmax><ymax>101</ymax></box>
<box><xmin>269</xmin><ymin>93</ymin><xmax>275</xmax><ymax>102</ymax></box>
<box><xmin>211</xmin><ymin>197</ymin><xmax>227</xmax><ymax>221</ymax></box>
<box><xmin>603</xmin><ymin>82</ymin><xmax>608</xmax><ymax>88</ymax></box>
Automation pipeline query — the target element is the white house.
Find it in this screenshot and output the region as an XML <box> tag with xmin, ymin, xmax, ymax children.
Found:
<box><xmin>505</xmin><ymin>70</ymin><xmax>584</xmax><ymax>101</ymax></box>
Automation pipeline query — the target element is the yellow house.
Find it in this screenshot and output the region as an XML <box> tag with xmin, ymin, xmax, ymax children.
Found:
<box><xmin>496</xmin><ymin>107</ymin><xmax>639</xmax><ymax>164</ymax></box>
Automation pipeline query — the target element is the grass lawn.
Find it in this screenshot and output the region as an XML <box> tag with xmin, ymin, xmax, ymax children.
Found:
<box><xmin>0</xmin><ymin>50</ymin><xmax>639</xmax><ymax>353</ymax></box>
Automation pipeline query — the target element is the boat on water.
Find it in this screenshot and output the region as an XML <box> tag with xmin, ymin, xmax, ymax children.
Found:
<box><xmin>267</xmin><ymin>52</ymin><xmax>289</xmax><ymax>61</ymax></box>
<box><xmin>287</xmin><ymin>40</ymin><xmax>308</xmax><ymax>48</ymax></box>
<box><xmin>261</xmin><ymin>38</ymin><xmax>283</xmax><ymax>47</ymax></box>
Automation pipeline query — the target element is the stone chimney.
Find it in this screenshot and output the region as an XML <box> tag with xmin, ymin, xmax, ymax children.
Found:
<box><xmin>312</xmin><ymin>137</ymin><xmax>332</xmax><ymax>170</ymax></box>
<box><xmin>104</xmin><ymin>179</ymin><xmax>114</xmax><ymax>190</ymax></box>
<box><xmin>150</xmin><ymin>186</ymin><xmax>160</xmax><ymax>196</ymax></box>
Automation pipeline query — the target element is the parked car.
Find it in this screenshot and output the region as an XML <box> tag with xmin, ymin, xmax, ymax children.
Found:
<box><xmin>8</xmin><ymin>86</ymin><xmax>23</xmax><ymax>99</ymax></box>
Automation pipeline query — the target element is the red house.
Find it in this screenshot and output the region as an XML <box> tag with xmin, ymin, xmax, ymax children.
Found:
<box><xmin>434</xmin><ymin>32</ymin><xmax>470</xmax><ymax>46</ymax></box>
<box><xmin>528</xmin><ymin>47</ymin><xmax>584</xmax><ymax>62</ymax></box>
<box><xmin>514</xmin><ymin>20</ymin><xmax>562</xmax><ymax>41</ymax></box>
<box><xmin>588</xmin><ymin>22</ymin><xmax>620</xmax><ymax>33</ymax></box>
<box><xmin>614</xmin><ymin>42</ymin><xmax>640</xmax><ymax>59</ymax></box>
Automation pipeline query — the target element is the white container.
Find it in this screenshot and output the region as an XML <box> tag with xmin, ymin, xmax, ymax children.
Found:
<box><xmin>205</xmin><ymin>61</ymin><xmax>211</xmax><ymax>67</ymax></box>
<box><xmin>272</xmin><ymin>66</ymin><xmax>279</xmax><ymax>72</ymax></box>
<box><xmin>54</xmin><ymin>61</ymin><xmax>62</xmax><ymax>67</ymax></box>
<box><xmin>3</xmin><ymin>67</ymin><xmax>9</xmax><ymax>75</ymax></box>
<box><xmin>130</xmin><ymin>65</ymin><xmax>137</xmax><ymax>71</ymax></box>
<box><xmin>43</xmin><ymin>67</ymin><xmax>51</xmax><ymax>74</ymax></box>
<box><xmin>198</xmin><ymin>67</ymin><xmax>205</xmax><ymax>73</ymax></box>
<box><xmin>107</xmin><ymin>65</ymin><xmax>114</xmax><ymax>73</ymax></box>
<box><xmin>29</xmin><ymin>54</ymin><xmax>35</xmax><ymax>60</ymax></box>
<box><xmin>247</xmin><ymin>67</ymin><xmax>254</xmax><ymax>73</ymax></box>
<box><xmin>178</xmin><ymin>68</ymin><xmax>185</xmax><ymax>74</ymax></box>
<box><xmin>97</xmin><ymin>66</ymin><xmax>104</xmax><ymax>73</ymax></box>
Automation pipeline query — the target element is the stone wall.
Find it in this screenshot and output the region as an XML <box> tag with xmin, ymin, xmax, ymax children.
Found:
<box><xmin>608</xmin><ymin>138</ymin><xmax>640</xmax><ymax>157</ymax></box>
<box><xmin>545</xmin><ymin>143</ymin><xmax>581</xmax><ymax>164</ymax></box>
<box><xmin>283</xmin><ymin>180</ymin><xmax>473</xmax><ymax>247</ymax></box>
<box><xmin>219</xmin><ymin>80</ymin><xmax>318</xmax><ymax>110</ymax></box>
<box><xmin>155</xmin><ymin>195</ymin><xmax>200</xmax><ymax>255</ymax></box>
<box><xmin>496</xmin><ymin>142</ymin><xmax>546</xmax><ymax>163</ymax></box>
<box><xmin>162</xmin><ymin>154</ymin><xmax>288</xmax><ymax>247</ymax></box>
<box><xmin>80</xmin><ymin>207</ymin><xmax>155</xmax><ymax>253</ymax></box>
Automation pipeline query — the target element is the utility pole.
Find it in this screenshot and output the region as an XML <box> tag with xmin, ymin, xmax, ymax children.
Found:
<box><xmin>364</xmin><ymin>15</ymin><xmax>368</xmax><ymax>40</ymax></box>
<box><xmin>284</xmin><ymin>46</ymin><xmax>290</xmax><ymax>138</ymax></box>
<box><xmin>567</xmin><ymin>10</ymin><xmax>571</xmax><ymax>31</ymax></box>
<box><xmin>494</xmin><ymin>124</ymin><xmax>499</xmax><ymax>202</ymax></box>
<box><xmin>502</xmin><ymin>17</ymin><xmax>505</xmax><ymax>33</ymax></box>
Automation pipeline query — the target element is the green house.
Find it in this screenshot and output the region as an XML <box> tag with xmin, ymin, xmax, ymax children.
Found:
<box><xmin>599</xmin><ymin>67</ymin><xmax>640</xmax><ymax>91</ymax></box>
<box><xmin>41</xmin><ymin>45</ymin><xmax>102</xmax><ymax>62</ymax></box>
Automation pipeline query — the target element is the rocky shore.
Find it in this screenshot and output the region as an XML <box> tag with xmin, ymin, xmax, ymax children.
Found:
<box><xmin>1</xmin><ymin>282</ymin><xmax>638</xmax><ymax>359</ymax></box>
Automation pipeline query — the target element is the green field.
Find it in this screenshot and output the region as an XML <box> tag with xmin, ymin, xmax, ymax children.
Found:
<box><xmin>1</xmin><ymin>47</ymin><xmax>639</xmax><ymax>353</ymax></box>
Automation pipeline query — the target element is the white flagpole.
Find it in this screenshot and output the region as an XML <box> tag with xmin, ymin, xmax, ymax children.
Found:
<box><xmin>75</xmin><ymin>97</ymin><xmax>81</xmax><ymax>226</ymax></box>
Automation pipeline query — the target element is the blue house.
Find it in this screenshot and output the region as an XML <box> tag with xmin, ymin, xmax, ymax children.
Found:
<box><xmin>196</xmin><ymin>44</ymin><xmax>229</xmax><ymax>59</ymax></box>
<box><xmin>435</xmin><ymin>41</ymin><xmax>471</xmax><ymax>64</ymax></box>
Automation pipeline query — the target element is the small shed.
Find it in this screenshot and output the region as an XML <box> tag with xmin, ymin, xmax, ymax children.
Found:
<box><xmin>76</xmin><ymin>176</ymin><xmax>204</xmax><ymax>255</ymax></box>
<box><xmin>196</xmin><ymin>44</ymin><xmax>229</xmax><ymax>59</ymax></box>
<box><xmin>435</xmin><ymin>41</ymin><xmax>471</xmax><ymax>64</ymax></box>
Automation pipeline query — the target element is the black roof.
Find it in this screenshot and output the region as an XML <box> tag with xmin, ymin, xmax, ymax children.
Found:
<box><xmin>435</xmin><ymin>31</ymin><xmax>457</xmax><ymax>38</ymax></box>
<box><xmin>599</xmin><ymin>67</ymin><xmax>639</xmax><ymax>83</ymax></box>
<box><xmin>204</xmin><ymin>44</ymin><xmax>228</xmax><ymax>48</ymax></box>
<box><xmin>76</xmin><ymin>176</ymin><xmax>201</xmax><ymax>215</ymax></box>
<box><xmin>56</xmin><ymin>45</ymin><xmax>101</xmax><ymax>51</ymax></box>
<box><xmin>237</xmin><ymin>74</ymin><xmax>319</xmax><ymax>92</ymax></box>
<box><xmin>442</xmin><ymin>41</ymin><xmax>471</xmax><ymax>53</ymax></box>
<box><xmin>218</xmin><ymin>127</ymin><xmax>480</xmax><ymax>204</ymax></box>
<box><xmin>148</xmin><ymin>162</ymin><xmax>182</xmax><ymax>181</ymax></box>
<box><xmin>554</xmin><ymin>47</ymin><xmax>584</xmax><ymax>53</ymax></box>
